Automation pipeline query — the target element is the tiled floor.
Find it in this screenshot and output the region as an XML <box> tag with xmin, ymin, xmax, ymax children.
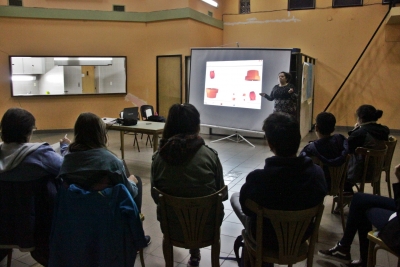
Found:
<box><xmin>1</xmin><ymin>129</ymin><xmax>399</xmax><ymax>267</ymax></box>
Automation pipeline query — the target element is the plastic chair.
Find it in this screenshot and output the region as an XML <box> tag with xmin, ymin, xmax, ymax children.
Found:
<box><xmin>242</xmin><ymin>199</ymin><xmax>324</xmax><ymax>267</ymax></box>
<box><xmin>382</xmin><ymin>136</ymin><xmax>397</xmax><ymax>198</ymax></box>
<box><xmin>312</xmin><ymin>155</ymin><xmax>350</xmax><ymax>232</ymax></box>
<box><xmin>152</xmin><ymin>186</ymin><xmax>227</xmax><ymax>267</ymax></box>
<box><xmin>354</xmin><ymin>147</ymin><xmax>387</xmax><ymax>195</ymax></box>
<box><xmin>367</xmin><ymin>230</ymin><xmax>400</xmax><ymax>267</ymax></box>
<box><xmin>140</xmin><ymin>105</ymin><xmax>155</xmax><ymax>147</ymax></box>
<box><xmin>120</xmin><ymin>108</ymin><xmax>142</xmax><ymax>152</ymax></box>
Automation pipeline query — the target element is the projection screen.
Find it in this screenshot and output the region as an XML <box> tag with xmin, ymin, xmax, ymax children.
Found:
<box><xmin>189</xmin><ymin>48</ymin><xmax>292</xmax><ymax>133</ymax></box>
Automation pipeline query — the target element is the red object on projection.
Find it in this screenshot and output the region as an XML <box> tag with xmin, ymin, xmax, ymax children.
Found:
<box><xmin>249</xmin><ymin>91</ymin><xmax>256</xmax><ymax>100</ymax></box>
<box><xmin>206</xmin><ymin>88</ymin><xmax>218</xmax><ymax>98</ymax></box>
<box><xmin>210</xmin><ymin>71</ymin><xmax>215</xmax><ymax>79</ymax></box>
<box><xmin>245</xmin><ymin>70</ymin><xmax>260</xmax><ymax>81</ymax></box>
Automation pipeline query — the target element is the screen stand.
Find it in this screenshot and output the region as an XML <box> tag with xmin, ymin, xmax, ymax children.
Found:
<box><xmin>211</xmin><ymin>132</ymin><xmax>255</xmax><ymax>147</ymax></box>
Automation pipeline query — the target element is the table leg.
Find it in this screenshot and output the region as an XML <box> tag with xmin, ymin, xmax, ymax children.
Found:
<box><xmin>153</xmin><ymin>133</ymin><xmax>159</xmax><ymax>153</ymax></box>
<box><xmin>120</xmin><ymin>131</ymin><xmax>125</xmax><ymax>159</ymax></box>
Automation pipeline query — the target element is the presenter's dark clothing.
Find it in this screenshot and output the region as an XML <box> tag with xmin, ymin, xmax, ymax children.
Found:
<box><xmin>237</xmin><ymin>155</ymin><xmax>327</xmax><ymax>249</ymax></box>
<box><xmin>338</xmin><ymin>184</ymin><xmax>400</xmax><ymax>265</ymax></box>
<box><xmin>300</xmin><ymin>134</ymin><xmax>349</xmax><ymax>191</ymax></box>
<box><xmin>347</xmin><ymin>122</ymin><xmax>389</xmax><ymax>182</ymax></box>
<box><xmin>263</xmin><ymin>83</ymin><xmax>297</xmax><ymax>117</ymax></box>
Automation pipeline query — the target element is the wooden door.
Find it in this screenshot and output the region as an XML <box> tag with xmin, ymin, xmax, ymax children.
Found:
<box><xmin>157</xmin><ymin>55</ymin><xmax>182</xmax><ymax>117</ymax></box>
<box><xmin>81</xmin><ymin>66</ymin><xmax>95</xmax><ymax>94</ymax></box>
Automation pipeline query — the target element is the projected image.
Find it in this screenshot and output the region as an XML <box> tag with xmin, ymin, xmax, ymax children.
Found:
<box><xmin>204</xmin><ymin>60</ymin><xmax>263</xmax><ymax>109</ymax></box>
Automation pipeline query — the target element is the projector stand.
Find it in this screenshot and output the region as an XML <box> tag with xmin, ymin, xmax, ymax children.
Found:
<box><xmin>211</xmin><ymin>132</ymin><xmax>255</xmax><ymax>147</ymax></box>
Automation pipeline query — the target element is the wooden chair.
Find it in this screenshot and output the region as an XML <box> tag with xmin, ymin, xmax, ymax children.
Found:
<box><xmin>312</xmin><ymin>155</ymin><xmax>350</xmax><ymax>232</ymax></box>
<box><xmin>367</xmin><ymin>230</ymin><xmax>400</xmax><ymax>267</ymax></box>
<box><xmin>382</xmin><ymin>136</ymin><xmax>397</xmax><ymax>198</ymax></box>
<box><xmin>242</xmin><ymin>199</ymin><xmax>324</xmax><ymax>267</ymax></box>
<box><xmin>354</xmin><ymin>147</ymin><xmax>387</xmax><ymax>195</ymax></box>
<box><xmin>152</xmin><ymin>186</ymin><xmax>227</xmax><ymax>267</ymax></box>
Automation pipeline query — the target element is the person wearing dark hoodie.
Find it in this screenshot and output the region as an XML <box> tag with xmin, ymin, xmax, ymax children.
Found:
<box><xmin>346</xmin><ymin>105</ymin><xmax>390</xmax><ymax>193</ymax></box>
<box><xmin>0</xmin><ymin>107</ymin><xmax>67</xmax><ymax>265</ymax></box>
<box><xmin>151</xmin><ymin>103</ymin><xmax>226</xmax><ymax>267</ymax></box>
<box><xmin>300</xmin><ymin>112</ymin><xmax>349</xmax><ymax>191</ymax></box>
<box><xmin>230</xmin><ymin>112</ymin><xmax>327</xmax><ymax>266</ymax></box>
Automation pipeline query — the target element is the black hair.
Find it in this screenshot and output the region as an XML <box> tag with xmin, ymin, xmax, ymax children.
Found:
<box><xmin>279</xmin><ymin>71</ymin><xmax>292</xmax><ymax>83</ymax></box>
<box><xmin>356</xmin><ymin>105</ymin><xmax>383</xmax><ymax>123</ymax></box>
<box><xmin>69</xmin><ymin>112</ymin><xmax>108</xmax><ymax>152</ymax></box>
<box><xmin>262</xmin><ymin>112</ymin><xmax>300</xmax><ymax>157</ymax></box>
<box><xmin>0</xmin><ymin>108</ymin><xmax>35</xmax><ymax>143</ymax></box>
<box><xmin>162</xmin><ymin>103</ymin><xmax>200</xmax><ymax>140</ymax></box>
<box><xmin>316</xmin><ymin>112</ymin><xmax>336</xmax><ymax>135</ymax></box>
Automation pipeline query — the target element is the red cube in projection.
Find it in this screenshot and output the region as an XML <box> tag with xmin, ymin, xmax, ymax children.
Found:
<box><xmin>249</xmin><ymin>91</ymin><xmax>256</xmax><ymax>101</ymax></box>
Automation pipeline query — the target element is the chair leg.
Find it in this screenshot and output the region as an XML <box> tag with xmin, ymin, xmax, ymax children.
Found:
<box><xmin>133</xmin><ymin>134</ymin><xmax>140</xmax><ymax>152</ymax></box>
<box><xmin>139</xmin><ymin>249</ymin><xmax>145</xmax><ymax>267</ymax></box>
<box><xmin>7</xmin><ymin>249</ymin><xmax>12</xmax><ymax>267</ymax></box>
<box><xmin>211</xmin><ymin>241</ymin><xmax>221</xmax><ymax>267</ymax></box>
<box><xmin>386</xmin><ymin>172</ymin><xmax>392</xmax><ymax>199</ymax></box>
<box><xmin>146</xmin><ymin>135</ymin><xmax>153</xmax><ymax>148</ymax></box>
<box><xmin>367</xmin><ymin>241</ymin><xmax>376</xmax><ymax>267</ymax></box>
<box><xmin>162</xmin><ymin>238</ymin><xmax>174</xmax><ymax>267</ymax></box>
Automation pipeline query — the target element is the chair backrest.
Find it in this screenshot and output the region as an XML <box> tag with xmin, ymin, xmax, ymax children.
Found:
<box><xmin>140</xmin><ymin>105</ymin><xmax>154</xmax><ymax>120</ymax></box>
<box><xmin>152</xmin><ymin>186</ymin><xmax>227</xmax><ymax>249</ymax></box>
<box><xmin>355</xmin><ymin>146</ymin><xmax>387</xmax><ymax>193</ymax></box>
<box><xmin>243</xmin><ymin>199</ymin><xmax>324</xmax><ymax>267</ymax></box>
<box><xmin>383</xmin><ymin>136</ymin><xmax>397</xmax><ymax>173</ymax></box>
<box><xmin>0</xmin><ymin>176</ymin><xmax>57</xmax><ymax>252</ymax></box>
<box><xmin>311</xmin><ymin>154</ymin><xmax>350</xmax><ymax>196</ymax></box>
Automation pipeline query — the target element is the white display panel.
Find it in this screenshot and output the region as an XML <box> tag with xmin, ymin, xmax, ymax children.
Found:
<box><xmin>189</xmin><ymin>48</ymin><xmax>292</xmax><ymax>133</ymax></box>
<box><xmin>204</xmin><ymin>60</ymin><xmax>263</xmax><ymax>109</ymax></box>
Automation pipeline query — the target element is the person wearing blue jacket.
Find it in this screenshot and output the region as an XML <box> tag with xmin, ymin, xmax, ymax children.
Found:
<box><xmin>0</xmin><ymin>107</ymin><xmax>67</xmax><ymax>265</ymax></box>
<box><xmin>300</xmin><ymin>112</ymin><xmax>349</xmax><ymax>191</ymax></box>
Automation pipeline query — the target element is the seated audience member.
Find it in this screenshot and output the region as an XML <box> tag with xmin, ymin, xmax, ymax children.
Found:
<box><xmin>300</xmin><ymin>112</ymin><xmax>349</xmax><ymax>191</ymax></box>
<box><xmin>0</xmin><ymin>107</ymin><xmax>66</xmax><ymax>265</ymax></box>
<box><xmin>230</xmin><ymin>112</ymin><xmax>327</xmax><ymax>264</ymax></box>
<box><xmin>346</xmin><ymin>105</ymin><xmax>389</xmax><ymax>193</ymax></box>
<box><xmin>151</xmin><ymin>103</ymin><xmax>227</xmax><ymax>267</ymax></box>
<box><xmin>57</xmin><ymin>112</ymin><xmax>149</xmax><ymax>243</ymax></box>
<box><xmin>319</xmin><ymin>163</ymin><xmax>400</xmax><ymax>267</ymax></box>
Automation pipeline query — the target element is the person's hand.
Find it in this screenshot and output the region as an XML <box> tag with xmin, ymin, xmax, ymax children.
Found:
<box><xmin>128</xmin><ymin>174</ymin><xmax>138</xmax><ymax>184</ymax></box>
<box><xmin>59</xmin><ymin>135</ymin><xmax>71</xmax><ymax>146</ymax></box>
<box><xmin>288</xmin><ymin>88</ymin><xmax>294</xmax><ymax>94</ymax></box>
<box><xmin>395</xmin><ymin>164</ymin><xmax>400</xmax><ymax>182</ymax></box>
<box><xmin>259</xmin><ymin>93</ymin><xmax>266</xmax><ymax>97</ymax></box>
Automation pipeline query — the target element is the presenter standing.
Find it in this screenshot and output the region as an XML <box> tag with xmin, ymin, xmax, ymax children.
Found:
<box><xmin>260</xmin><ymin>71</ymin><xmax>297</xmax><ymax>118</ymax></box>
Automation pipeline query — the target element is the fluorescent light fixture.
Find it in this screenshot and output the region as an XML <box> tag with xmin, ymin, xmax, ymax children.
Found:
<box><xmin>202</xmin><ymin>0</ymin><xmax>218</xmax><ymax>7</ymax></box>
<box><xmin>78</xmin><ymin>57</ymin><xmax>113</xmax><ymax>61</ymax></box>
<box><xmin>12</xmin><ymin>75</ymin><xmax>36</xmax><ymax>81</ymax></box>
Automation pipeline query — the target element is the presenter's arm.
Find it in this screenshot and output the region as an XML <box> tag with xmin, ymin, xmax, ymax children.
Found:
<box><xmin>259</xmin><ymin>90</ymin><xmax>274</xmax><ymax>101</ymax></box>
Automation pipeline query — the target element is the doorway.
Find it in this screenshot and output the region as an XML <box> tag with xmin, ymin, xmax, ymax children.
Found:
<box><xmin>156</xmin><ymin>55</ymin><xmax>182</xmax><ymax>117</ymax></box>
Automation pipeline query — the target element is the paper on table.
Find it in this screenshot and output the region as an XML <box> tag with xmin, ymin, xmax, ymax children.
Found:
<box><xmin>145</xmin><ymin>109</ymin><xmax>153</xmax><ymax>118</ymax></box>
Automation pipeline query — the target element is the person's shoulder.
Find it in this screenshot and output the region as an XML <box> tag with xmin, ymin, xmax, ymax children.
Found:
<box><xmin>202</xmin><ymin>145</ymin><xmax>219</xmax><ymax>156</ymax></box>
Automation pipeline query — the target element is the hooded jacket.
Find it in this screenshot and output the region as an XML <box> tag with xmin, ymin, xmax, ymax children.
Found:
<box><xmin>300</xmin><ymin>134</ymin><xmax>349</xmax><ymax>191</ymax></box>
<box><xmin>0</xmin><ymin>142</ymin><xmax>63</xmax><ymax>181</ymax></box>
<box><xmin>347</xmin><ymin>122</ymin><xmax>390</xmax><ymax>181</ymax></box>
<box><xmin>58</xmin><ymin>148</ymin><xmax>138</xmax><ymax>198</ymax></box>
<box><xmin>151</xmin><ymin>134</ymin><xmax>226</xmax><ymax>237</ymax></box>
<box><xmin>239</xmin><ymin>155</ymin><xmax>327</xmax><ymax>248</ymax></box>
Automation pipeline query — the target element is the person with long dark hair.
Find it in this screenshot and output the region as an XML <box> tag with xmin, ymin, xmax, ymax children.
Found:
<box><xmin>151</xmin><ymin>103</ymin><xmax>226</xmax><ymax>267</ymax></box>
<box><xmin>259</xmin><ymin>71</ymin><xmax>297</xmax><ymax>117</ymax></box>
